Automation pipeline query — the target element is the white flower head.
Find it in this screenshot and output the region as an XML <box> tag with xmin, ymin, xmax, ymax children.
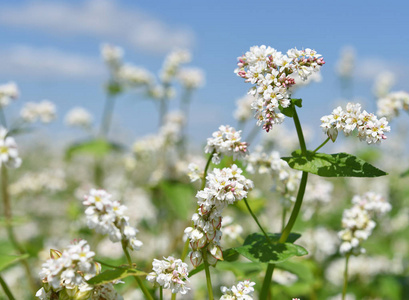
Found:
<box><xmin>0</xmin><ymin>82</ymin><xmax>19</xmax><ymax>108</ymax></box>
<box><xmin>0</xmin><ymin>128</ymin><xmax>22</xmax><ymax>169</ymax></box>
<box><xmin>65</xmin><ymin>107</ymin><xmax>93</xmax><ymax>128</ymax></box>
<box><xmin>20</xmin><ymin>100</ymin><xmax>56</xmax><ymax>123</ymax></box>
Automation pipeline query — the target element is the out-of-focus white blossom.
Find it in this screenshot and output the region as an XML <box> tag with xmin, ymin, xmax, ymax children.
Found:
<box><xmin>235</xmin><ymin>45</ymin><xmax>325</xmax><ymax>132</ymax></box>
<box><xmin>160</xmin><ymin>49</ymin><xmax>191</xmax><ymax>84</ymax></box>
<box><xmin>116</xmin><ymin>64</ymin><xmax>154</xmax><ymax>87</ymax></box>
<box><xmin>83</xmin><ymin>189</ymin><xmax>143</xmax><ymax>251</ymax></box>
<box><xmin>147</xmin><ymin>84</ymin><xmax>175</xmax><ymax>100</ymax></box>
<box><xmin>335</xmin><ymin>46</ymin><xmax>355</xmax><ymax>79</ymax></box>
<box><xmin>0</xmin><ymin>81</ymin><xmax>19</xmax><ymax>107</ymax></box>
<box><xmin>205</xmin><ymin>125</ymin><xmax>248</xmax><ymax>164</ymax></box>
<box><xmin>146</xmin><ymin>256</ymin><xmax>190</xmax><ymax>295</ymax></box>
<box><xmin>299</xmin><ymin>227</ymin><xmax>339</xmax><ymax>262</ymax></box>
<box><xmin>187</xmin><ymin>163</ymin><xmax>202</xmax><ymax>182</ymax></box>
<box><xmin>10</xmin><ymin>169</ymin><xmax>66</xmax><ymax>196</ymax></box>
<box><xmin>273</xmin><ymin>269</ymin><xmax>298</xmax><ymax>286</ymax></box>
<box><xmin>303</xmin><ymin>176</ymin><xmax>334</xmax><ymax>220</ymax></box>
<box><xmin>185</xmin><ymin>165</ymin><xmax>253</xmax><ymax>267</ymax></box>
<box><xmin>373</xmin><ymin>71</ymin><xmax>395</xmax><ymax>98</ymax></box>
<box><xmin>233</xmin><ymin>94</ymin><xmax>255</xmax><ymax>123</ymax></box>
<box><xmin>221</xmin><ymin>216</ymin><xmax>243</xmax><ymax>240</ymax></box>
<box><xmin>0</xmin><ymin>127</ymin><xmax>22</xmax><ymax>168</ymax></box>
<box><xmin>377</xmin><ymin>91</ymin><xmax>409</xmax><ymax>120</ymax></box>
<box><xmin>320</xmin><ymin>102</ymin><xmax>390</xmax><ymax>144</ymax></box>
<box><xmin>65</xmin><ymin>107</ymin><xmax>93</xmax><ymax>128</ymax></box>
<box><xmin>220</xmin><ymin>280</ymin><xmax>256</xmax><ymax>300</ymax></box>
<box><xmin>20</xmin><ymin>100</ymin><xmax>56</xmax><ymax>123</ymax></box>
<box><xmin>338</xmin><ymin>192</ymin><xmax>391</xmax><ymax>255</ymax></box>
<box><xmin>101</xmin><ymin>43</ymin><xmax>123</xmax><ymax>70</ymax></box>
<box><xmin>178</xmin><ymin>67</ymin><xmax>205</xmax><ymax>89</ymax></box>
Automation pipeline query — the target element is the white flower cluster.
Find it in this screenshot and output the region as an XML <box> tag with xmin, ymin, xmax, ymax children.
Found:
<box><xmin>0</xmin><ymin>81</ymin><xmax>19</xmax><ymax>107</ymax></box>
<box><xmin>339</xmin><ymin>192</ymin><xmax>391</xmax><ymax>255</ymax></box>
<box><xmin>320</xmin><ymin>102</ymin><xmax>390</xmax><ymax>144</ymax></box>
<box><xmin>147</xmin><ymin>84</ymin><xmax>176</xmax><ymax>100</ymax></box>
<box><xmin>116</xmin><ymin>64</ymin><xmax>154</xmax><ymax>87</ymax></box>
<box><xmin>335</xmin><ymin>46</ymin><xmax>355</xmax><ymax>79</ymax></box>
<box><xmin>10</xmin><ymin>169</ymin><xmax>66</xmax><ymax>196</ymax></box>
<box><xmin>20</xmin><ymin>100</ymin><xmax>56</xmax><ymax>123</ymax></box>
<box><xmin>101</xmin><ymin>43</ymin><xmax>123</xmax><ymax>70</ymax></box>
<box><xmin>377</xmin><ymin>91</ymin><xmax>409</xmax><ymax>120</ymax></box>
<box><xmin>83</xmin><ymin>189</ymin><xmax>143</xmax><ymax>251</ymax></box>
<box><xmin>205</xmin><ymin>125</ymin><xmax>248</xmax><ymax>164</ymax></box>
<box><xmin>0</xmin><ymin>127</ymin><xmax>22</xmax><ymax>169</ymax></box>
<box><xmin>221</xmin><ymin>216</ymin><xmax>243</xmax><ymax>240</ymax></box>
<box><xmin>246</xmin><ymin>147</ymin><xmax>301</xmax><ymax>204</ymax></box>
<box><xmin>185</xmin><ymin>165</ymin><xmax>253</xmax><ymax>267</ymax></box>
<box><xmin>235</xmin><ymin>45</ymin><xmax>325</xmax><ymax>132</ymax></box>
<box><xmin>233</xmin><ymin>94</ymin><xmax>255</xmax><ymax>123</ymax></box>
<box><xmin>160</xmin><ymin>49</ymin><xmax>191</xmax><ymax>84</ymax></box>
<box><xmin>220</xmin><ymin>280</ymin><xmax>256</xmax><ymax>300</ymax></box>
<box><xmin>146</xmin><ymin>256</ymin><xmax>190</xmax><ymax>295</ymax></box>
<box><xmin>65</xmin><ymin>107</ymin><xmax>93</xmax><ymax>129</ymax></box>
<box><xmin>36</xmin><ymin>240</ymin><xmax>122</xmax><ymax>300</ymax></box>
<box><xmin>373</xmin><ymin>71</ymin><xmax>395</xmax><ymax>98</ymax></box>
<box><xmin>178</xmin><ymin>67</ymin><xmax>205</xmax><ymax>90</ymax></box>
<box><xmin>303</xmin><ymin>176</ymin><xmax>334</xmax><ymax>220</ymax></box>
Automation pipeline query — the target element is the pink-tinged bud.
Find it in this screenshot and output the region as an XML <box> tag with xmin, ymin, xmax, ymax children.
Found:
<box><xmin>212</xmin><ymin>216</ymin><xmax>222</xmax><ymax>228</ymax></box>
<box><xmin>208</xmin><ymin>244</ymin><xmax>224</xmax><ymax>261</ymax></box>
<box><xmin>50</xmin><ymin>249</ymin><xmax>62</xmax><ymax>259</ymax></box>
<box><xmin>206</xmin><ymin>253</ymin><xmax>218</xmax><ymax>266</ymax></box>
<box><xmin>206</xmin><ymin>230</ymin><xmax>217</xmax><ymax>241</ymax></box>
<box><xmin>197</xmin><ymin>235</ymin><xmax>207</xmax><ymax>249</ymax></box>
<box><xmin>200</xmin><ymin>205</ymin><xmax>209</xmax><ymax>215</ymax></box>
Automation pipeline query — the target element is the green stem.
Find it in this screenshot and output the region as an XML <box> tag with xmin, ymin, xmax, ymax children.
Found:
<box><xmin>260</xmin><ymin>105</ymin><xmax>309</xmax><ymax>299</ymax></box>
<box><xmin>243</xmin><ymin>198</ymin><xmax>271</xmax><ymax>243</ymax></box>
<box><xmin>312</xmin><ymin>137</ymin><xmax>330</xmax><ymax>154</ymax></box>
<box><xmin>202</xmin><ymin>250</ymin><xmax>214</xmax><ymax>300</ymax></box>
<box><xmin>171</xmin><ymin>293</ymin><xmax>177</xmax><ymax>300</ymax></box>
<box><xmin>342</xmin><ymin>254</ymin><xmax>350</xmax><ymax>300</ymax></box>
<box><xmin>122</xmin><ymin>243</ymin><xmax>154</xmax><ymax>300</ymax></box>
<box><xmin>281</xmin><ymin>206</ymin><xmax>287</xmax><ymax>231</ymax></box>
<box><xmin>99</xmin><ymin>95</ymin><xmax>117</xmax><ymax>138</ymax></box>
<box><xmin>160</xmin><ymin>287</ymin><xmax>163</xmax><ymax>300</ymax></box>
<box><xmin>159</xmin><ymin>83</ymin><xmax>170</xmax><ymax>128</ymax></box>
<box><xmin>0</xmin><ymin>275</ymin><xmax>15</xmax><ymax>300</ymax></box>
<box><xmin>1</xmin><ymin>167</ymin><xmax>37</xmax><ymax>294</ymax></box>
<box><xmin>94</xmin><ymin>259</ymin><xmax>118</xmax><ymax>269</ymax></box>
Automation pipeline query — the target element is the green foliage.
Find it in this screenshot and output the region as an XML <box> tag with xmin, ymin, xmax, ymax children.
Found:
<box><xmin>65</xmin><ymin>139</ymin><xmax>123</xmax><ymax>160</ymax></box>
<box><xmin>105</xmin><ymin>82</ymin><xmax>123</xmax><ymax>96</ymax></box>
<box><xmin>282</xmin><ymin>150</ymin><xmax>387</xmax><ymax>177</ymax></box>
<box><xmin>87</xmin><ymin>266</ymin><xmax>146</xmax><ymax>285</ymax></box>
<box><xmin>0</xmin><ymin>254</ymin><xmax>29</xmax><ymax>272</ymax></box>
<box><xmin>232</xmin><ymin>232</ymin><xmax>307</xmax><ymax>264</ymax></box>
<box><xmin>279</xmin><ymin>98</ymin><xmax>302</xmax><ymax>117</ymax></box>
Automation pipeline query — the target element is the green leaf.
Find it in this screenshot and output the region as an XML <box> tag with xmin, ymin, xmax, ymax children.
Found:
<box><xmin>279</xmin><ymin>98</ymin><xmax>303</xmax><ymax>117</ymax></box>
<box><xmin>157</xmin><ymin>180</ymin><xmax>195</xmax><ymax>219</ymax></box>
<box><xmin>401</xmin><ymin>168</ymin><xmax>409</xmax><ymax>177</ymax></box>
<box><xmin>217</xmin><ymin>261</ymin><xmax>264</xmax><ymax>277</ymax></box>
<box><xmin>87</xmin><ymin>267</ymin><xmax>146</xmax><ymax>285</ymax></box>
<box><xmin>65</xmin><ymin>139</ymin><xmax>123</xmax><ymax>160</ymax></box>
<box><xmin>105</xmin><ymin>82</ymin><xmax>123</xmax><ymax>96</ymax></box>
<box><xmin>0</xmin><ymin>254</ymin><xmax>29</xmax><ymax>271</ymax></box>
<box><xmin>232</xmin><ymin>232</ymin><xmax>307</xmax><ymax>264</ymax></box>
<box><xmin>223</xmin><ymin>248</ymin><xmax>240</xmax><ymax>262</ymax></box>
<box><xmin>188</xmin><ymin>264</ymin><xmax>204</xmax><ymax>278</ymax></box>
<box><xmin>282</xmin><ymin>150</ymin><xmax>387</xmax><ymax>177</ymax></box>
<box><xmin>292</xmin><ymin>98</ymin><xmax>302</xmax><ymax>108</ymax></box>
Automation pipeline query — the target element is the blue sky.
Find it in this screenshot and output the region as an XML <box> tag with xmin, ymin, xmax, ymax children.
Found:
<box><xmin>0</xmin><ymin>0</ymin><xmax>408</xmax><ymax>148</ymax></box>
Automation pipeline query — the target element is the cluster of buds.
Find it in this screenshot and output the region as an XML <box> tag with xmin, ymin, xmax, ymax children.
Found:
<box><xmin>377</xmin><ymin>91</ymin><xmax>409</xmax><ymax>120</ymax></box>
<box><xmin>220</xmin><ymin>280</ymin><xmax>256</xmax><ymax>300</ymax></box>
<box><xmin>146</xmin><ymin>256</ymin><xmax>190</xmax><ymax>295</ymax></box>
<box><xmin>83</xmin><ymin>189</ymin><xmax>143</xmax><ymax>251</ymax></box>
<box><xmin>235</xmin><ymin>45</ymin><xmax>325</xmax><ymax>132</ymax></box>
<box><xmin>246</xmin><ymin>147</ymin><xmax>301</xmax><ymax>204</ymax></box>
<box><xmin>36</xmin><ymin>240</ymin><xmax>121</xmax><ymax>300</ymax></box>
<box><xmin>320</xmin><ymin>102</ymin><xmax>390</xmax><ymax>144</ymax></box>
<box><xmin>0</xmin><ymin>81</ymin><xmax>19</xmax><ymax>108</ymax></box>
<box><xmin>20</xmin><ymin>100</ymin><xmax>56</xmax><ymax>123</ymax></box>
<box><xmin>185</xmin><ymin>165</ymin><xmax>253</xmax><ymax>267</ymax></box>
<box><xmin>0</xmin><ymin>127</ymin><xmax>22</xmax><ymax>169</ymax></box>
<box><xmin>339</xmin><ymin>192</ymin><xmax>391</xmax><ymax>255</ymax></box>
<box><xmin>205</xmin><ymin>125</ymin><xmax>248</xmax><ymax>164</ymax></box>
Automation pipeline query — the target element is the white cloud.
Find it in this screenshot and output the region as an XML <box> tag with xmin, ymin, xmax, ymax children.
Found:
<box><xmin>0</xmin><ymin>0</ymin><xmax>195</xmax><ymax>54</ymax></box>
<box><xmin>0</xmin><ymin>45</ymin><xmax>104</xmax><ymax>80</ymax></box>
<box><xmin>355</xmin><ymin>57</ymin><xmax>408</xmax><ymax>82</ymax></box>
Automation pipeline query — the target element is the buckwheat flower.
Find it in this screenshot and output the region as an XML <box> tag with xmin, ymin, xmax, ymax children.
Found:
<box><xmin>185</xmin><ymin>165</ymin><xmax>253</xmax><ymax>267</ymax></box>
<box><xmin>236</xmin><ymin>45</ymin><xmax>325</xmax><ymax>132</ymax></box>
<box><xmin>160</xmin><ymin>49</ymin><xmax>191</xmax><ymax>84</ymax></box>
<box><xmin>178</xmin><ymin>67</ymin><xmax>205</xmax><ymax>89</ymax></box>
<box><xmin>146</xmin><ymin>256</ymin><xmax>190</xmax><ymax>295</ymax></box>
<box><xmin>320</xmin><ymin>102</ymin><xmax>390</xmax><ymax>144</ymax></box>
<box><xmin>101</xmin><ymin>43</ymin><xmax>123</xmax><ymax>70</ymax></box>
<box><xmin>220</xmin><ymin>280</ymin><xmax>256</xmax><ymax>300</ymax></box>
<box><xmin>377</xmin><ymin>91</ymin><xmax>409</xmax><ymax>120</ymax></box>
<box><xmin>0</xmin><ymin>128</ymin><xmax>22</xmax><ymax>169</ymax></box>
<box><xmin>335</xmin><ymin>46</ymin><xmax>355</xmax><ymax>79</ymax></box>
<box><xmin>338</xmin><ymin>192</ymin><xmax>391</xmax><ymax>255</ymax></box>
<box><xmin>117</xmin><ymin>64</ymin><xmax>154</xmax><ymax>87</ymax></box>
<box><xmin>188</xmin><ymin>163</ymin><xmax>202</xmax><ymax>182</ymax></box>
<box><xmin>221</xmin><ymin>216</ymin><xmax>243</xmax><ymax>240</ymax></box>
<box><xmin>65</xmin><ymin>107</ymin><xmax>93</xmax><ymax>128</ymax></box>
<box><xmin>20</xmin><ymin>100</ymin><xmax>56</xmax><ymax>123</ymax></box>
<box><xmin>0</xmin><ymin>81</ymin><xmax>19</xmax><ymax>107</ymax></box>
<box><xmin>373</xmin><ymin>71</ymin><xmax>395</xmax><ymax>98</ymax></box>
<box><xmin>205</xmin><ymin>125</ymin><xmax>248</xmax><ymax>164</ymax></box>
<box><xmin>83</xmin><ymin>189</ymin><xmax>143</xmax><ymax>251</ymax></box>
